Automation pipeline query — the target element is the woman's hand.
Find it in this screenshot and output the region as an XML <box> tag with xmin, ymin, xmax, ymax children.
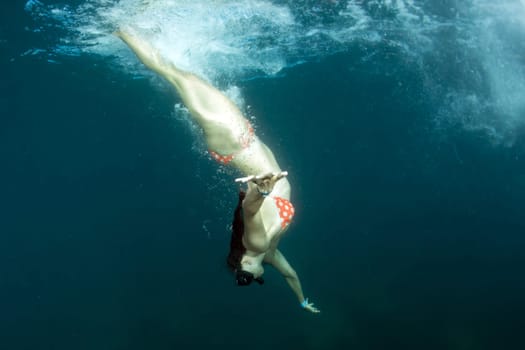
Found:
<box><xmin>235</xmin><ymin>171</ymin><xmax>288</xmax><ymax>196</ymax></box>
<box><xmin>301</xmin><ymin>298</ymin><xmax>321</xmax><ymax>314</ymax></box>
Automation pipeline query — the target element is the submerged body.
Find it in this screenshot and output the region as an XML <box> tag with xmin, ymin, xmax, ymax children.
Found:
<box><xmin>116</xmin><ymin>28</ymin><xmax>319</xmax><ymax>313</ymax></box>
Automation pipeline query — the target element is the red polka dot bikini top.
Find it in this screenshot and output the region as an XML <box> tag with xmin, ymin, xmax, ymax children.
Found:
<box><xmin>272</xmin><ymin>196</ymin><xmax>295</xmax><ymax>229</ymax></box>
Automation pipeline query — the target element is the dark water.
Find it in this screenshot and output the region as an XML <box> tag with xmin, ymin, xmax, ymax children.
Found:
<box><xmin>1</xmin><ymin>1</ymin><xmax>525</xmax><ymax>350</ymax></box>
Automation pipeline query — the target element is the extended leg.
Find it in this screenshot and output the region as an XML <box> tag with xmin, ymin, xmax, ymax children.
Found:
<box><xmin>116</xmin><ymin>28</ymin><xmax>248</xmax><ymax>154</ymax></box>
<box><xmin>116</xmin><ymin>28</ymin><xmax>288</xmax><ymax>184</ymax></box>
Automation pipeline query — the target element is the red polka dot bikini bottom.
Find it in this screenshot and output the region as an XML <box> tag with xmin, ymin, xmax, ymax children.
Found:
<box><xmin>209</xmin><ymin>120</ymin><xmax>254</xmax><ymax>165</ymax></box>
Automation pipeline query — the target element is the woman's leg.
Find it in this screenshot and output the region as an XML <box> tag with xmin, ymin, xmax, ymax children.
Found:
<box><xmin>116</xmin><ymin>28</ymin><xmax>248</xmax><ymax>155</ymax></box>
<box><xmin>116</xmin><ymin>28</ymin><xmax>288</xmax><ymax>188</ymax></box>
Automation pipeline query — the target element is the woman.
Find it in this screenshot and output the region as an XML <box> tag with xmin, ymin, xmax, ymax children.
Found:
<box><xmin>116</xmin><ymin>28</ymin><xmax>319</xmax><ymax>313</ymax></box>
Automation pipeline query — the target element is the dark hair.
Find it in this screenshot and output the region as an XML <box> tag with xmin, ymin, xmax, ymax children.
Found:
<box><xmin>226</xmin><ymin>190</ymin><xmax>246</xmax><ymax>271</ymax></box>
<box><xmin>235</xmin><ymin>269</ymin><xmax>265</xmax><ymax>286</ymax></box>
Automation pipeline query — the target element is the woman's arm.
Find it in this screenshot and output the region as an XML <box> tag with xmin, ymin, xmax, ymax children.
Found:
<box><xmin>264</xmin><ymin>249</ymin><xmax>320</xmax><ymax>313</ymax></box>
<box><xmin>242</xmin><ymin>182</ymin><xmax>265</xmax><ymax>216</ymax></box>
<box><xmin>235</xmin><ymin>171</ymin><xmax>288</xmax><ymax>216</ymax></box>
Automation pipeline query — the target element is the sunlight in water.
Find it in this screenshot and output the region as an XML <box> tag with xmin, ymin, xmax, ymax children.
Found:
<box><xmin>24</xmin><ymin>0</ymin><xmax>525</xmax><ymax>144</ymax></box>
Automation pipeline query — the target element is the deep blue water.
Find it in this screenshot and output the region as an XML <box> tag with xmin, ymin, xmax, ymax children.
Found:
<box><xmin>1</xmin><ymin>1</ymin><xmax>525</xmax><ymax>350</ymax></box>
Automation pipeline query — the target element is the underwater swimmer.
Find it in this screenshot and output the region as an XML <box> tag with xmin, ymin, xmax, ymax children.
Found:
<box><xmin>116</xmin><ymin>27</ymin><xmax>320</xmax><ymax>313</ymax></box>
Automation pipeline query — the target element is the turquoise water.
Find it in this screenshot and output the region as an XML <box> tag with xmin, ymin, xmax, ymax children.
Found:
<box><xmin>1</xmin><ymin>1</ymin><xmax>525</xmax><ymax>349</ymax></box>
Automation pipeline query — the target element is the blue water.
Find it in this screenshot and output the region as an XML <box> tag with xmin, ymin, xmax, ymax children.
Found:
<box><xmin>1</xmin><ymin>1</ymin><xmax>525</xmax><ymax>349</ymax></box>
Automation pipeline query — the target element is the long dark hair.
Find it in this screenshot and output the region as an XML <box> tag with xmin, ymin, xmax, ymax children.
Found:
<box><xmin>227</xmin><ymin>190</ymin><xmax>246</xmax><ymax>271</ymax></box>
